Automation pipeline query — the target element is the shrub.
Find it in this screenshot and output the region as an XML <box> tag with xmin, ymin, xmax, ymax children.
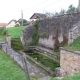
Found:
<box><xmin>0</xmin><ymin>27</ymin><xmax>6</xmax><ymax>35</ymax></box>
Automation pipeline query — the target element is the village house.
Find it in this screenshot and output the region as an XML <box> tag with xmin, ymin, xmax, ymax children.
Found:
<box><xmin>0</xmin><ymin>23</ymin><xmax>7</xmax><ymax>27</ymax></box>
<box><xmin>30</xmin><ymin>13</ymin><xmax>46</xmax><ymax>21</ymax></box>
<box><xmin>6</xmin><ymin>19</ymin><xmax>20</xmax><ymax>28</ymax></box>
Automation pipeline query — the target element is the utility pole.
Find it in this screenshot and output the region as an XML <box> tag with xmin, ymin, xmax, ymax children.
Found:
<box><xmin>21</xmin><ymin>10</ymin><xmax>23</xmax><ymax>26</ymax></box>
<box><xmin>78</xmin><ymin>0</ymin><xmax>80</xmax><ymax>9</ymax></box>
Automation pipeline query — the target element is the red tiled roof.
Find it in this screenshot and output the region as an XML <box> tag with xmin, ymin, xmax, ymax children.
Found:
<box><xmin>0</xmin><ymin>23</ymin><xmax>8</xmax><ymax>27</ymax></box>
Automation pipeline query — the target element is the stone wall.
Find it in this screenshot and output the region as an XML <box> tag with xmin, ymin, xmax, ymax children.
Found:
<box><xmin>68</xmin><ymin>21</ymin><xmax>80</xmax><ymax>44</ymax></box>
<box><xmin>60</xmin><ymin>47</ymin><xmax>80</xmax><ymax>76</ymax></box>
<box><xmin>39</xmin><ymin>35</ymin><xmax>55</xmax><ymax>49</ymax></box>
<box><xmin>22</xmin><ymin>13</ymin><xmax>80</xmax><ymax>49</ymax></box>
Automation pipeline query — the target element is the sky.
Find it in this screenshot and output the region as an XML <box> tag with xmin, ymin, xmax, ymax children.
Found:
<box><xmin>0</xmin><ymin>0</ymin><xmax>78</xmax><ymax>23</ymax></box>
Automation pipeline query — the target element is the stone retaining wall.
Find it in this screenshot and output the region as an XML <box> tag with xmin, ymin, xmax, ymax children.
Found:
<box><xmin>60</xmin><ymin>47</ymin><xmax>80</xmax><ymax>77</ymax></box>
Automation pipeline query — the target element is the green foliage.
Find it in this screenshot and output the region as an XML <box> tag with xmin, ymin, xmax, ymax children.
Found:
<box><xmin>45</xmin><ymin>5</ymin><xmax>80</xmax><ymax>17</ymax></box>
<box><xmin>11</xmin><ymin>38</ymin><xmax>23</xmax><ymax>51</ymax></box>
<box><xmin>28</xmin><ymin>52</ymin><xmax>59</xmax><ymax>71</ymax></box>
<box><xmin>65</xmin><ymin>37</ymin><xmax>80</xmax><ymax>51</ymax></box>
<box><xmin>28</xmin><ymin>20</ymin><xmax>39</xmax><ymax>46</ymax></box>
<box><xmin>0</xmin><ymin>35</ymin><xmax>6</xmax><ymax>42</ymax></box>
<box><xmin>59</xmin><ymin>9</ymin><xmax>66</xmax><ymax>15</ymax></box>
<box><xmin>75</xmin><ymin>7</ymin><xmax>80</xmax><ymax>12</ymax></box>
<box><xmin>0</xmin><ymin>27</ymin><xmax>6</xmax><ymax>42</ymax></box>
<box><xmin>19</xmin><ymin>19</ymin><xmax>27</xmax><ymax>26</ymax></box>
<box><xmin>6</xmin><ymin>26</ymin><xmax>26</xmax><ymax>38</ymax></box>
<box><xmin>14</xmin><ymin>24</ymin><xmax>20</xmax><ymax>27</ymax></box>
<box><xmin>66</xmin><ymin>5</ymin><xmax>76</xmax><ymax>14</ymax></box>
<box><xmin>0</xmin><ymin>27</ymin><xmax>6</xmax><ymax>35</ymax></box>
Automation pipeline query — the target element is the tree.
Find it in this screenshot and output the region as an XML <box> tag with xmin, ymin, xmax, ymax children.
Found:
<box><xmin>19</xmin><ymin>19</ymin><xmax>27</xmax><ymax>26</ymax></box>
<box><xmin>59</xmin><ymin>9</ymin><xmax>66</xmax><ymax>15</ymax></box>
<box><xmin>54</xmin><ymin>12</ymin><xmax>59</xmax><ymax>16</ymax></box>
<box><xmin>66</xmin><ymin>5</ymin><xmax>76</xmax><ymax>14</ymax></box>
<box><xmin>75</xmin><ymin>7</ymin><xmax>80</xmax><ymax>12</ymax></box>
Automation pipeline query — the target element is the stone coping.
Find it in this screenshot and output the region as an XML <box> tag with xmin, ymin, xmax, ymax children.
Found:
<box><xmin>60</xmin><ymin>47</ymin><xmax>80</xmax><ymax>55</ymax></box>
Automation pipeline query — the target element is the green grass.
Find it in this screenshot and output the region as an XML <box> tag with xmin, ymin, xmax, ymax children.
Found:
<box><xmin>11</xmin><ymin>38</ymin><xmax>24</xmax><ymax>51</ymax></box>
<box><xmin>0</xmin><ymin>49</ymin><xmax>26</xmax><ymax>80</ymax></box>
<box><xmin>50</xmin><ymin>73</ymin><xmax>80</xmax><ymax>80</ymax></box>
<box><xmin>65</xmin><ymin>37</ymin><xmax>80</xmax><ymax>51</ymax></box>
<box><xmin>0</xmin><ymin>49</ymin><xmax>36</xmax><ymax>80</ymax></box>
<box><xmin>0</xmin><ymin>27</ymin><xmax>6</xmax><ymax>42</ymax></box>
<box><xmin>6</xmin><ymin>26</ymin><xmax>26</xmax><ymax>38</ymax></box>
<box><xmin>0</xmin><ymin>35</ymin><xmax>6</xmax><ymax>42</ymax></box>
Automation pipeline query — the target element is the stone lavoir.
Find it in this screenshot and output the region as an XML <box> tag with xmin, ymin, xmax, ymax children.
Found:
<box><xmin>22</xmin><ymin>13</ymin><xmax>80</xmax><ymax>50</ymax></box>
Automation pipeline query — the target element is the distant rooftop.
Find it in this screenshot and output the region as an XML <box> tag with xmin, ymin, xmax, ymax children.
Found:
<box><xmin>30</xmin><ymin>13</ymin><xmax>46</xmax><ymax>19</ymax></box>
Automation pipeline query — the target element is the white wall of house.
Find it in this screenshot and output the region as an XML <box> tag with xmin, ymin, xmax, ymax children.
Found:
<box><xmin>6</xmin><ymin>21</ymin><xmax>16</xmax><ymax>28</ymax></box>
<box><xmin>30</xmin><ymin>19</ymin><xmax>38</xmax><ymax>21</ymax></box>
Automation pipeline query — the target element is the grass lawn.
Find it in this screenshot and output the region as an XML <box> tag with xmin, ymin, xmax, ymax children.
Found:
<box><xmin>0</xmin><ymin>49</ymin><xmax>36</xmax><ymax>80</ymax></box>
<box><xmin>65</xmin><ymin>37</ymin><xmax>80</xmax><ymax>51</ymax></box>
<box><xmin>6</xmin><ymin>26</ymin><xmax>26</xmax><ymax>38</ymax></box>
<box><xmin>50</xmin><ymin>73</ymin><xmax>80</xmax><ymax>80</ymax></box>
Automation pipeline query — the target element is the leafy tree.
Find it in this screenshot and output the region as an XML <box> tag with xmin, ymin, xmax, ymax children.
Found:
<box><xmin>54</xmin><ymin>12</ymin><xmax>59</xmax><ymax>16</ymax></box>
<box><xmin>75</xmin><ymin>7</ymin><xmax>80</xmax><ymax>12</ymax></box>
<box><xmin>66</xmin><ymin>5</ymin><xmax>76</xmax><ymax>14</ymax></box>
<box><xmin>19</xmin><ymin>19</ymin><xmax>27</xmax><ymax>26</ymax></box>
<box><xmin>59</xmin><ymin>9</ymin><xmax>66</xmax><ymax>15</ymax></box>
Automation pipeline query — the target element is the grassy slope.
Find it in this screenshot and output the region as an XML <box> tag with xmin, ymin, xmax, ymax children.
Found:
<box><xmin>0</xmin><ymin>49</ymin><xmax>36</xmax><ymax>80</ymax></box>
<box><xmin>6</xmin><ymin>26</ymin><xmax>26</xmax><ymax>51</ymax></box>
<box><xmin>65</xmin><ymin>37</ymin><xmax>80</xmax><ymax>51</ymax></box>
<box><xmin>6</xmin><ymin>26</ymin><xmax>26</xmax><ymax>38</ymax></box>
<box><xmin>0</xmin><ymin>49</ymin><xmax>26</xmax><ymax>80</ymax></box>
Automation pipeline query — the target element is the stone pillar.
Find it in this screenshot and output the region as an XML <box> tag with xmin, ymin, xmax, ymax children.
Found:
<box><xmin>6</xmin><ymin>35</ymin><xmax>11</xmax><ymax>47</ymax></box>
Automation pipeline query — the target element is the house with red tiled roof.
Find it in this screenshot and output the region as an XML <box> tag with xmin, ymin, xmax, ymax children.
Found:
<box><xmin>0</xmin><ymin>23</ymin><xmax>7</xmax><ymax>27</ymax></box>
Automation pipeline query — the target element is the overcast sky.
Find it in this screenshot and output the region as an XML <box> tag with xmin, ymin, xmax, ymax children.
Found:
<box><xmin>0</xmin><ymin>0</ymin><xmax>78</xmax><ymax>23</ymax></box>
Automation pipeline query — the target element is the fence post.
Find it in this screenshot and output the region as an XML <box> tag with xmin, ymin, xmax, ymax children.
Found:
<box><xmin>21</xmin><ymin>52</ymin><xmax>30</xmax><ymax>80</ymax></box>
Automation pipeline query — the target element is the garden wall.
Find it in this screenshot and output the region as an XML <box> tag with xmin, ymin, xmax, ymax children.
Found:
<box><xmin>60</xmin><ymin>47</ymin><xmax>80</xmax><ymax>76</ymax></box>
